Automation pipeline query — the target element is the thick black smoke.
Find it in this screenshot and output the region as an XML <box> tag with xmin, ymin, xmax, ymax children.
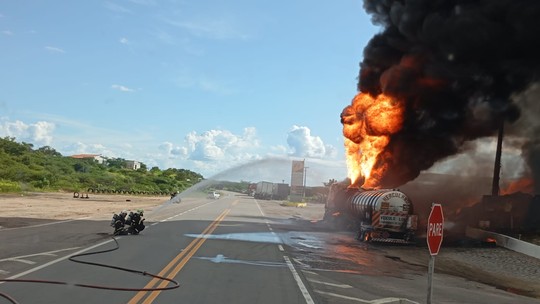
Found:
<box><xmin>356</xmin><ymin>0</ymin><xmax>540</xmax><ymax>187</ymax></box>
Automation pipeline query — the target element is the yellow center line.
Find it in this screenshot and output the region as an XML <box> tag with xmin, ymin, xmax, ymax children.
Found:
<box><xmin>127</xmin><ymin>209</ymin><xmax>229</xmax><ymax>304</ymax></box>
<box><xmin>141</xmin><ymin>209</ymin><xmax>230</xmax><ymax>303</ymax></box>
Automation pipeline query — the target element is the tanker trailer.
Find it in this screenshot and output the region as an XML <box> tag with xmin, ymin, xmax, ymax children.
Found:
<box><xmin>324</xmin><ymin>184</ymin><xmax>417</xmax><ymax>243</ymax></box>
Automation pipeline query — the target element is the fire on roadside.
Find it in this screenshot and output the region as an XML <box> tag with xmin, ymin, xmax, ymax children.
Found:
<box><xmin>501</xmin><ymin>178</ymin><xmax>534</xmax><ymax>195</ymax></box>
<box><xmin>341</xmin><ymin>93</ymin><xmax>404</xmax><ymax>189</ymax></box>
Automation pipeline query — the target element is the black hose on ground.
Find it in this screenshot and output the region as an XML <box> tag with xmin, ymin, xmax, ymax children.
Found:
<box><xmin>0</xmin><ymin>237</ymin><xmax>180</xmax><ymax>303</ymax></box>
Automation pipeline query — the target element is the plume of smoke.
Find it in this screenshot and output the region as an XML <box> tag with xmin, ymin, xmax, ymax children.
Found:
<box><xmin>509</xmin><ymin>83</ymin><xmax>540</xmax><ymax>192</ymax></box>
<box><xmin>348</xmin><ymin>0</ymin><xmax>540</xmax><ymax>188</ymax></box>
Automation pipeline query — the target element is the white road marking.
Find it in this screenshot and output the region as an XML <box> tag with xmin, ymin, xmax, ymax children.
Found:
<box><xmin>1</xmin><ymin>202</ymin><xmax>217</xmax><ymax>281</ymax></box>
<box><xmin>0</xmin><ymin>247</ymin><xmax>81</xmax><ymax>263</ymax></box>
<box><xmin>152</xmin><ymin>201</ymin><xmax>217</xmax><ymax>225</ymax></box>
<box><xmin>308</xmin><ymin>279</ymin><xmax>352</xmax><ymax>288</ymax></box>
<box><xmin>292</xmin><ymin>257</ymin><xmax>311</xmax><ymax>268</ymax></box>
<box><xmin>283</xmin><ymin>256</ymin><xmax>315</xmax><ymax>304</ymax></box>
<box><xmin>255</xmin><ymin>200</ymin><xmax>266</xmax><ymax>217</ymax></box>
<box><xmin>0</xmin><ymin>270</ymin><xmax>10</xmax><ymax>275</ymax></box>
<box><xmin>313</xmin><ymin>290</ymin><xmax>419</xmax><ymax>304</ymax></box>
<box><xmin>196</xmin><ymin>254</ymin><xmax>285</xmax><ymax>267</ymax></box>
<box><xmin>0</xmin><ymin>217</ymin><xmax>91</xmax><ymax>232</ymax></box>
<box><xmin>0</xmin><ymin>200</ymin><xmax>225</xmax><ymax>285</ymax></box>
<box><xmin>256</xmin><ymin>197</ymin><xmax>312</xmax><ymax>302</ymax></box>
<box><xmin>0</xmin><ymin>238</ymin><xmax>115</xmax><ymax>283</ymax></box>
<box><xmin>9</xmin><ymin>259</ymin><xmax>36</xmax><ymax>265</ymax></box>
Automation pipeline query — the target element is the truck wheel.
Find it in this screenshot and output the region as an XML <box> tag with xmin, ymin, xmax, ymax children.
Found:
<box><xmin>404</xmin><ymin>232</ymin><xmax>414</xmax><ymax>243</ymax></box>
<box><xmin>358</xmin><ymin>231</ymin><xmax>366</xmax><ymax>242</ymax></box>
<box><xmin>362</xmin><ymin>231</ymin><xmax>371</xmax><ymax>242</ymax></box>
<box><xmin>366</xmin><ymin>233</ymin><xmax>372</xmax><ymax>242</ymax></box>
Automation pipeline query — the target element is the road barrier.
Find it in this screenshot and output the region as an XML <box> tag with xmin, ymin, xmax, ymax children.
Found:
<box><xmin>84</xmin><ymin>188</ymin><xmax>171</xmax><ymax>196</ymax></box>
<box><xmin>280</xmin><ymin>202</ymin><xmax>307</xmax><ymax>207</ymax></box>
<box><xmin>466</xmin><ymin>226</ymin><xmax>540</xmax><ymax>259</ymax></box>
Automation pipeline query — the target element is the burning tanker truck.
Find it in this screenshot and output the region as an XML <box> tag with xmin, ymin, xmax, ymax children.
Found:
<box><xmin>324</xmin><ymin>181</ymin><xmax>417</xmax><ymax>243</ymax></box>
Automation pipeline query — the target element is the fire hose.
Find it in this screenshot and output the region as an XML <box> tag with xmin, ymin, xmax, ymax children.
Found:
<box><xmin>0</xmin><ymin>237</ymin><xmax>180</xmax><ymax>304</ymax></box>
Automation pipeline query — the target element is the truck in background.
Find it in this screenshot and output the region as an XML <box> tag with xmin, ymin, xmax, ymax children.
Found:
<box><xmin>252</xmin><ymin>181</ymin><xmax>290</xmax><ymax>200</ymax></box>
<box><xmin>254</xmin><ymin>181</ymin><xmax>273</xmax><ymax>200</ymax></box>
<box><xmin>272</xmin><ymin>183</ymin><xmax>290</xmax><ymax>200</ymax></box>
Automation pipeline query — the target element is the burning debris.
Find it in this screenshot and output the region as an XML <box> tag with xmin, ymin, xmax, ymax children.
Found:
<box><xmin>342</xmin><ymin>0</ymin><xmax>540</xmax><ymax>190</ymax></box>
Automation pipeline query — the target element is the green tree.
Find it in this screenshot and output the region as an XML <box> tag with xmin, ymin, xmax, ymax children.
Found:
<box><xmin>0</xmin><ymin>137</ymin><xmax>204</xmax><ymax>194</ymax></box>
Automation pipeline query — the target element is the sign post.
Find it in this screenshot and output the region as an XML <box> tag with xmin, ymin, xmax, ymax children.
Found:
<box><xmin>426</xmin><ymin>203</ymin><xmax>444</xmax><ymax>304</ymax></box>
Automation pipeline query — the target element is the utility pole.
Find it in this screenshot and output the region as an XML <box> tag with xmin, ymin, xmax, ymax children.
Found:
<box><xmin>492</xmin><ymin>120</ymin><xmax>504</xmax><ymax>196</ymax></box>
<box><xmin>303</xmin><ymin>166</ymin><xmax>309</xmax><ymax>199</ymax></box>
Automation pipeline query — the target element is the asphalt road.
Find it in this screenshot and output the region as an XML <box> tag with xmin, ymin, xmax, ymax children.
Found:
<box><xmin>0</xmin><ymin>194</ymin><xmax>312</xmax><ymax>304</ymax></box>
<box><xmin>1</xmin><ymin>193</ymin><xmax>539</xmax><ymax>304</ymax></box>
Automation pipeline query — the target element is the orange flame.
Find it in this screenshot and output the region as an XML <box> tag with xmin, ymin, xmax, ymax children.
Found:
<box><xmin>501</xmin><ymin>178</ymin><xmax>534</xmax><ymax>195</ymax></box>
<box><xmin>342</xmin><ymin>93</ymin><xmax>404</xmax><ymax>188</ymax></box>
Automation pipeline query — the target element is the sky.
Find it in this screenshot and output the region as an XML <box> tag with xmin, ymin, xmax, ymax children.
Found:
<box><xmin>0</xmin><ymin>0</ymin><xmax>382</xmax><ymax>185</ymax></box>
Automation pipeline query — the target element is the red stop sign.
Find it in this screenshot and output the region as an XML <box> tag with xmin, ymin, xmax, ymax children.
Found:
<box><xmin>427</xmin><ymin>204</ymin><xmax>444</xmax><ymax>255</ymax></box>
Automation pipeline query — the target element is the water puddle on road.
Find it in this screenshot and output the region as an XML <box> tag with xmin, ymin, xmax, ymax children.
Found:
<box><xmin>194</xmin><ymin>254</ymin><xmax>285</xmax><ymax>268</ymax></box>
<box><xmin>185</xmin><ymin>232</ymin><xmax>282</xmax><ymax>244</ymax></box>
<box><xmin>185</xmin><ymin>230</ymin><xmax>413</xmax><ymax>276</ymax></box>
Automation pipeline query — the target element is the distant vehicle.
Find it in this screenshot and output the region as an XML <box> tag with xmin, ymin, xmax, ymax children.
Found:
<box><xmin>254</xmin><ymin>181</ymin><xmax>273</xmax><ymax>200</ymax></box>
<box><xmin>208</xmin><ymin>191</ymin><xmax>220</xmax><ymax>199</ymax></box>
<box><xmin>272</xmin><ymin>183</ymin><xmax>290</xmax><ymax>200</ymax></box>
<box><xmin>254</xmin><ymin>181</ymin><xmax>290</xmax><ymax>200</ymax></box>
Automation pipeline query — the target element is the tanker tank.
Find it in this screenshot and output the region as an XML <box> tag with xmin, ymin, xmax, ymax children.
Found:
<box><xmin>324</xmin><ymin>183</ymin><xmax>417</xmax><ymax>243</ymax></box>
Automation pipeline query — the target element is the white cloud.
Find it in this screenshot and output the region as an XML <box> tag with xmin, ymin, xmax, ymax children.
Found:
<box><xmin>286</xmin><ymin>125</ymin><xmax>336</xmax><ymax>158</ymax></box>
<box><xmin>151</xmin><ymin>30</ymin><xmax>176</xmax><ymax>45</ymax></box>
<box><xmin>104</xmin><ymin>2</ymin><xmax>132</xmax><ymax>14</ymax></box>
<box><xmin>271</xmin><ymin>145</ymin><xmax>288</xmax><ymax>154</ymax></box>
<box><xmin>164</xmin><ymin>17</ymin><xmax>250</xmax><ymax>40</ymax></box>
<box><xmin>0</xmin><ymin>119</ymin><xmax>55</xmax><ymax>146</ymax></box>
<box><xmin>155</xmin><ymin>126</ymin><xmax>341</xmax><ymax>179</ymax></box>
<box><xmin>159</xmin><ymin>127</ymin><xmax>260</xmax><ymax>175</ymax></box>
<box><xmin>0</xmin><ymin>116</ymin><xmax>346</xmax><ymax>183</ymax></box>
<box><xmin>111</xmin><ymin>84</ymin><xmax>135</xmax><ymax>92</ymax></box>
<box><xmin>128</xmin><ymin>0</ymin><xmax>156</xmax><ymax>5</ymax></box>
<box><xmin>44</xmin><ymin>46</ymin><xmax>65</xmax><ymax>53</ymax></box>
<box><xmin>173</xmin><ymin>70</ymin><xmax>232</xmax><ymax>94</ymax></box>
<box><xmin>119</xmin><ymin>37</ymin><xmax>129</xmax><ymax>44</ymax></box>
<box><xmin>2</xmin><ymin>30</ymin><xmax>13</xmax><ymax>36</ymax></box>
<box><xmin>184</xmin><ymin>127</ymin><xmax>259</xmax><ymax>161</ymax></box>
<box><xmin>159</xmin><ymin>141</ymin><xmax>187</xmax><ymax>158</ymax></box>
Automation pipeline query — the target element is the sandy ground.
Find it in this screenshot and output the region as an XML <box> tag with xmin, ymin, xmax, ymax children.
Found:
<box><xmin>0</xmin><ymin>192</ymin><xmax>170</xmax><ymax>228</ymax></box>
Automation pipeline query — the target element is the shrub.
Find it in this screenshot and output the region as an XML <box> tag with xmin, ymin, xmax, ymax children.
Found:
<box><xmin>0</xmin><ymin>180</ymin><xmax>21</xmax><ymax>193</ymax></box>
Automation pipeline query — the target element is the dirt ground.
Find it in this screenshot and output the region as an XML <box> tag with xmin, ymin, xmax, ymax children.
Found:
<box><xmin>0</xmin><ymin>192</ymin><xmax>169</xmax><ymax>228</ymax></box>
